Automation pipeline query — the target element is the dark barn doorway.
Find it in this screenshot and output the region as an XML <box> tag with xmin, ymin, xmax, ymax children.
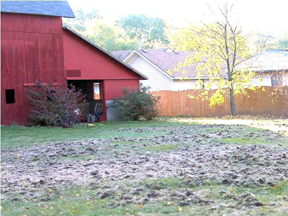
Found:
<box><xmin>68</xmin><ymin>80</ymin><xmax>104</xmax><ymax>122</ymax></box>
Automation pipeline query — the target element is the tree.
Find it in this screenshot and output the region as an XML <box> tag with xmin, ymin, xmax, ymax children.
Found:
<box><xmin>63</xmin><ymin>8</ymin><xmax>102</xmax><ymax>32</ymax></box>
<box><xmin>252</xmin><ymin>31</ymin><xmax>278</xmax><ymax>52</ymax></box>
<box><xmin>277</xmin><ymin>32</ymin><xmax>288</xmax><ymax>49</ymax></box>
<box><xmin>91</xmin><ymin>24</ymin><xmax>119</xmax><ymax>51</ymax></box>
<box><xmin>86</xmin><ymin>23</ymin><xmax>139</xmax><ymax>51</ymax></box>
<box><xmin>251</xmin><ymin>31</ymin><xmax>288</xmax><ymax>51</ymax></box>
<box><xmin>63</xmin><ymin>8</ymin><xmax>170</xmax><ymax>51</ymax></box>
<box><xmin>95</xmin><ymin>24</ymin><xmax>139</xmax><ymax>51</ymax></box>
<box><xmin>116</xmin><ymin>14</ymin><xmax>169</xmax><ymax>48</ymax></box>
<box><xmin>171</xmin><ymin>3</ymin><xmax>255</xmax><ymax>115</ymax></box>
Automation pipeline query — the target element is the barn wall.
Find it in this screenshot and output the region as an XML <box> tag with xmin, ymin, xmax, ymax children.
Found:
<box><xmin>103</xmin><ymin>79</ymin><xmax>139</xmax><ymax>100</ymax></box>
<box><xmin>104</xmin><ymin>79</ymin><xmax>139</xmax><ymax>121</ymax></box>
<box><xmin>1</xmin><ymin>13</ymin><xmax>66</xmax><ymax>125</ymax></box>
<box><xmin>63</xmin><ymin>30</ymin><xmax>142</xmax><ymax>80</ymax></box>
<box><xmin>1</xmin><ymin>13</ymin><xmax>63</xmax><ymax>34</ymax></box>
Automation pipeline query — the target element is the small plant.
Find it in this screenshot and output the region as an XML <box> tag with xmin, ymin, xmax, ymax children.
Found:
<box><xmin>25</xmin><ymin>81</ymin><xmax>85</xmax><ymax>127</ymax></box>
<box><xmin>110</xmin><ymin>85</ymin><xmax>160</xmax><ymax>121</ymax></box>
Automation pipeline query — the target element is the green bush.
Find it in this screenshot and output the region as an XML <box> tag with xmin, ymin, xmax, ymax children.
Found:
<box><xmin>25</xmin><ymin>81</ymin><xmax>85</xmax><ymax>127</ymax></box>
<box><xmin>110</xmin><ymin>85</ymin><xmax>160</xmax><ymax>120</ymax></box>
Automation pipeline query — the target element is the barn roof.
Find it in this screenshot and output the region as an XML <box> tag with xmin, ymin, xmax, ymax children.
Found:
<box><xmin>1</xmin><ymin>0</ymin><xmax>75</xmax><ymax>18</ymax></box>
<box><xmin>63</xmin><ymin>27</ymin><xmax>148</xmax><ymax>80</ymax></box>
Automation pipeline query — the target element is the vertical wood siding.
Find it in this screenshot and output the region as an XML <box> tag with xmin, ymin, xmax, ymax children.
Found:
<box><xmin>63</xmin><ymin>30</ymin><xmax>143</xmax><ymax>80</ymax></box>
<box><xmin>1</xmin><ymin>13</ymin><xmax>66</xmax><ymax>125</ymax></box>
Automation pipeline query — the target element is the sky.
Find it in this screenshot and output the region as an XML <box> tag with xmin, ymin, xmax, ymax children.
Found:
<box><xmin>67</xmin><ymin>0</ymin><xmax>288</xmax><ymax>34</ymax></box>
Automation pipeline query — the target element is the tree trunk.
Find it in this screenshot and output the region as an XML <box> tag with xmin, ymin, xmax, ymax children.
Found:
<box><xmin>229</xmin><ymin>88</ymin><xmax>236</xmax><ymax>115</ymax></box>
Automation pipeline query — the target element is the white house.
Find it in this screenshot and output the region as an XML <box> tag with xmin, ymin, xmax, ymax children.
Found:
<box><xmin>112</xmin><ymin>48</ymin><xmax>207</xmax><ymax>91</ymax></box>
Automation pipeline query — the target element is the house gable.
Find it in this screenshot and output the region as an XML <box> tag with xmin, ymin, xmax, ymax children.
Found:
<box><xmin>123</xmin><ymin>50</ymin><xmax>173</xmax><ymax>79</ymax></box>
<box><xmin>128</xmin><ymin>55</ymin><xmax>173</xmax><ymax>91</ymax></box>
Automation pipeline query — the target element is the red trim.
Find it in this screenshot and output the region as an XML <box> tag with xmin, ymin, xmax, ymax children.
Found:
<box><xmin>23</xmin><ymin>83</ymin><xmax>60</xmax><ymax>86</ymax></box>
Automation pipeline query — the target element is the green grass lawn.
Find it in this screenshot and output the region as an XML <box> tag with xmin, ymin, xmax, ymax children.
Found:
<box><xmin>3</xmin><ymin>117</ymin><xmax>287</xmax><ymax>149</ymax></box>
<box><xmin>1</xmin><ymin>120</ymin><xmax>181</xmax><ymax>149</ymax></box>
<box><xmin>1</xmin><ymin>117</ymin><xmax>288</xmax><ymax>216</ymax></box>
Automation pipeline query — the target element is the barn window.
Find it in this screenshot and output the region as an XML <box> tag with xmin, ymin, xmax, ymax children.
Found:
<box><xmin>6</xmin><ymin>89</ymin><xmax>15</xmax><ymax>104</ymax></box>
<box><xmin>271</xmin><ymin>74</ymin><xmax>282</xmax><ymax>87</ymax></box>
<box><xmin>94</xmin><ymin>83</ymin><xmax>101</xmax><ymax>100</ymax></box>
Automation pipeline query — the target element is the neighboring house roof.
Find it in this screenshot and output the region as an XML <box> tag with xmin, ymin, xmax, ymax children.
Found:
<box><xmin>63</xmin><ymin>27</ymin><xmax>148</xmax><ymax>80</ymax></box>
<box><xmin>245</xmin><ymin>49</ymin><xmax>288</xmax><ymax>73</ymax></box>
<box><xmin>1</xmin><ymin>0</ymin><xmax>75</xmax><ymax>18</ymax></box>
<box><xmin>112</xmin><ymin>48</ymin><xmax>201</xmax><ymax>79</ymax></box>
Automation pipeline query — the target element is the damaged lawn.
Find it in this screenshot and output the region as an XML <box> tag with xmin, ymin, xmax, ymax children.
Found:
<box><xmin>1</xmin><ymin>117</ymin><xmax>288</xmax><ymax>215</ymax></box>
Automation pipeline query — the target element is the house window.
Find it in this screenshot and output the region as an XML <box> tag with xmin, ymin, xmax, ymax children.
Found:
<box><xmin>271</xmin><ymin>74</ymin><xmax>282</xmax><ymax>87</ymax></box>
<box><xmin>6</xmin><ymin>89</ymin><xmax>15</xmax><ymax>104</ymax></box>
<box><xmin>94</xmin><ymin>83</ymin><xmax>101</xmax><ymax>100</ymax></box>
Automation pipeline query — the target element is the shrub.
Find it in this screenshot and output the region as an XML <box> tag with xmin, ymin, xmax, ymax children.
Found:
<box><xmin>110</xmin><ymin>85</ymin><xmax>160</xmax><ymax>121</ymax></box>
<box><xmin>25</xmin><ymin>81</ymin><xmax>85</xmax><ymax>127</ymax></box>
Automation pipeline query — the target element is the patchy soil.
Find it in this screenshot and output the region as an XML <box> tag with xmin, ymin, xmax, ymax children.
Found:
<box><xmin>1</xmin><ymin>122</ymin><xmax>288</xmax><ymax>215</ymax></box>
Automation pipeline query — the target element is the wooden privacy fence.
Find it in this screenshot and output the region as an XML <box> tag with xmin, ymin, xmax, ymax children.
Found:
<box><xmin>151</xmin><ymin>87</ymin><xmax>287</xmax><ymax>117</ymax></box>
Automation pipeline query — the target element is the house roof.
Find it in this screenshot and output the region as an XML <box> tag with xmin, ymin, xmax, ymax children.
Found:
<box><xmin>1</xmin><ymin>0</ymin><xmax>75</xmax><ymax>18</ymax></box>
<box><xmin>245</xmin><ymin>49</ymin><xmax>288</xmax><ymax>73</ymax></box>
<box><xmin>112</xmin><ymin>48</ymin><xmax>200</xmax><ymax>79</ymax></box>
<box><xmin>63</xmin><ymin>27</ymin><xmax>148</xmax><ymax>80</ymax></box>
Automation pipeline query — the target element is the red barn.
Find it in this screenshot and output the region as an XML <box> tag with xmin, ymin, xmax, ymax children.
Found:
<box><xmin>1</xmin><ymin>1</ymin><xmax>146</xmax><ymax>125</ymax></box>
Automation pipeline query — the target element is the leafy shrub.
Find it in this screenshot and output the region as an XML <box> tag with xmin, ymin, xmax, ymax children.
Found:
<box><xmin>25</xmin><ymin>81</ymin><xmax>85</xmax><ymax>127</ymax></box>
<box><xmin>110</xmin><ymin>85</ymin><xmax>160</xmax><ymax>120</ymax></box>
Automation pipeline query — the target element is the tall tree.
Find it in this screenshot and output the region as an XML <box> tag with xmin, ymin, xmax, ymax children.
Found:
<box><xmin>63</xmin><ymin>8</ymin><xmax>102</xmax><ymax>32</ymax></box>
<box><xmin>252</xmin><ymin>31</ymin><xmax>288</xmax><ymax>51</ymax></box>
<box><xmin>116</xmin><ymin>14</ymin><xmax>169</xmax><ymax>48</ymax></box>
<box><xmin>89</xmin><ymin>24</ymin><xmax>139</xmax><ymax>51</ymax></box>
<box><xmin>63</xmin><ymin>7</ymin><xmax>139</xmax><ymax>51</ymax></box>
<box><xmin>278</xmin><ymin>32</ymin><xmax>288</xmax><ymax>49</ymax></box>
<box><xmin>172</xmin><ymin>3</ymin><xmax>255</xmax><ymax>115</ymax></box>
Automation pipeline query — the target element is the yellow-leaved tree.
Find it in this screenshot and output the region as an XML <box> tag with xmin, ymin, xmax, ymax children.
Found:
<box><xmin>170</xmin><ymin>3</ymin><xmax>256</xmax><ymax>115</ymax></box>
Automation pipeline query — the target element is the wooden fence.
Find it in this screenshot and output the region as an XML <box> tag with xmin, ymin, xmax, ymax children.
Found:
<box><xmin>151</xmin><ymin>87</ymin><xmax>287</xmax><ymax>117</ymax></box>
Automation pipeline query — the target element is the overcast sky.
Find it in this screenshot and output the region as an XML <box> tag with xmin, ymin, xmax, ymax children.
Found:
<box><xmin>67</xmin><ymin>0</ymin><xmax>288</xmax><ymax>34</ymax></box>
